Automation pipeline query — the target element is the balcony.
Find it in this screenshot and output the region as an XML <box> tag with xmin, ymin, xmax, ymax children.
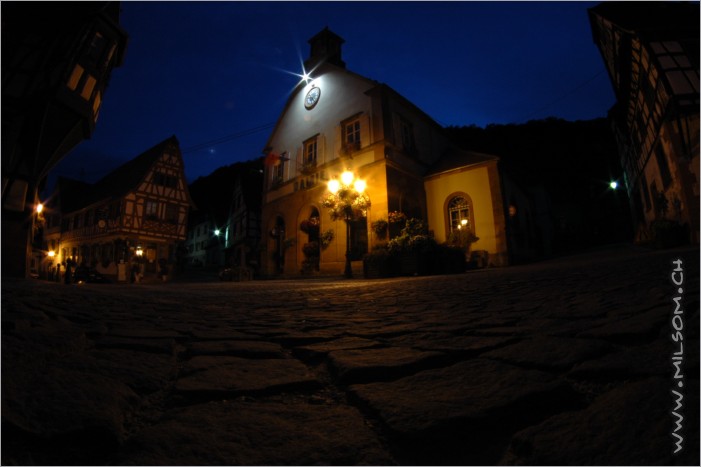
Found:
<box><xmin>298</xmin><ymin>159</ymin><xmax>317</xmax><ymax>175</ymax></box>
<box><xmin>341</xmin><ymin>140</ymin><xmax>361</xmax><ymax>156</ymax></box>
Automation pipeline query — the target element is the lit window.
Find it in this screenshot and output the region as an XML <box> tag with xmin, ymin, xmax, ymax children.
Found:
<box><xmin>448</xmin><ymin>196</ymin><xmax>470</xmax><ymax>233</ymax></box>
<box><xmin>81</xmin><ymin>75</ymin><xmax>97</xmax><ymax>100</ymax></box>
<box><xmin>67</xmin><ymin>65</ymin><xmax>84</xmax><ymax>91</ymax></box>
<box><xmin>92</xmin><ymin>91</ymin><xmax>101</xmax><ymax>114</ymax></box>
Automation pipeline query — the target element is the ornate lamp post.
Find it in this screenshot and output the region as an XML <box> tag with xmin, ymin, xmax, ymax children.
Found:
<box><xmin>322</xmin><ymin>171</ymin><xmax>370</xmax><ymax>278</ymax></box>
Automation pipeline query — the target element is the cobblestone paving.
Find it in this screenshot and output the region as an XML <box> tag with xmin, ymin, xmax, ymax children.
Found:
<box><xmin>2</xmin><ymin>245</ymin><xmax>699</xmax><ymax>465</ymax></box>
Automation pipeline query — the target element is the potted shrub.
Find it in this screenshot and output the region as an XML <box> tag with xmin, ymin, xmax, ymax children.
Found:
<box><xmin>363</xmin><ymin>247</ymin><xmax>393</xmax><ymax>278</ymax></box>
<box><xmin>371</xmin><ymin>219</ymin><xmax>389</xmax><ymax>240</ymax></box>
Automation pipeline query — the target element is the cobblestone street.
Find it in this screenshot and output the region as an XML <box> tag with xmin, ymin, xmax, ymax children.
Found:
<box><xmin>2</xmin><ymin>244</ymin><xmax>699</xmax><ymax>465</ymax></box>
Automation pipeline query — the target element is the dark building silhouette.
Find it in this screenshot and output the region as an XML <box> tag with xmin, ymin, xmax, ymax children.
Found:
<box><xmin>589</xmin><ymin>2</ymin><xmax>700</xmax><ymax>245</ymax></box>
<box><xmin>2</xmin><ymin>1</ymin><xmax>128</xmax><ymax>277</ymax></box>
<box><xmin>185</xmin><ymin>158</ymin><xmax>264</xmax><ymax>278</ymax></box>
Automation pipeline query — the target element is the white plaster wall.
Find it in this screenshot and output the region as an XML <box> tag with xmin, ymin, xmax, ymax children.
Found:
<box><xmin>267</xmin><ymin>64</ymin><xmax>377</xmax><ymax>179</ymax></box>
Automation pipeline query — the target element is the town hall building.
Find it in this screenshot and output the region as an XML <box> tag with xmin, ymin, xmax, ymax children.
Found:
<box><xmin>261</xmin><ymin>28</ymin><xmax>533</xmax><ymax>276</ymax></box>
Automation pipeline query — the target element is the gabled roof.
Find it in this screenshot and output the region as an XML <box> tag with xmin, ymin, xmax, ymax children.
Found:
<box><xmin>261</xmin><ymin>60</ymin><xmax>379</xmax><ymax>154</ymax></box>
<box><xmin>51</xmin><ymin>135</ymin><xmax>184</xmax><ymax>213</ymax></box>
<box><xmin>91</xmin><ymin>135</ymin><xmax>180</xmax><ymax>201</ymax></box>
<box><xmin>425</xmin><ymin>147</ymin><xmax>498</xmax><ymax>177</ymax></box>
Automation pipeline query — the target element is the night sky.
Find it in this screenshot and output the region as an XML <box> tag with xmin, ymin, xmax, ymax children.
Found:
<box><xmin>50</xmin><ymin>1</ymin><xmax>616</xmax><ymax>187</ymax></box>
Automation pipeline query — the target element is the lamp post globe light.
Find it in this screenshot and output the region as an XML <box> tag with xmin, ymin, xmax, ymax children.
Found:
<box><xmin>322</xmin><ymin>170</ymin><xmax>370</xmax><ymax>278</ymax></box>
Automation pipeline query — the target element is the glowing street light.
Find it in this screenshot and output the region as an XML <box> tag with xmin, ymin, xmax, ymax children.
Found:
<box><xmin>36</xmin><ymin>203</ymin><xmax>44</xmax><ymax>214</ymax></box>
<box><xmin>322</xmin><ymin>171</ymin><xmax>371</xmax><ymax>278</ymax></box>
<box><xmin>47</xmin><ymin>250</ymin><xmax>55</xmax><ymax>258</ymax></box>
<box><xmin>609</xmin><ymin>181</ymin><xmax>618</xmax><ymax>190</ymax></box>
<box><xmin>214</xmin><ymin>229</ymin><xmax>221</xmax><ymax>236</ymax></box>
<box><xmin>328</xmin><ymin>179</ymin><xmax>340</xmax><ymax>194</ymax></box>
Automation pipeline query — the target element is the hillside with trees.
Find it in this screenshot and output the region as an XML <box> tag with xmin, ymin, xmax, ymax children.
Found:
<box><xmin>445</xmin><ymin>118</ymin><xmax>633</xmax><ymax>253</ymax></box>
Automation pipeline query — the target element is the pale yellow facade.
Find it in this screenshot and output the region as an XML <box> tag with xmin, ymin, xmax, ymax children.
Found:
<box><xmin>424</xmin><ymin>161</ymin><xmax>508</xmax><ymax>266</ymax></box>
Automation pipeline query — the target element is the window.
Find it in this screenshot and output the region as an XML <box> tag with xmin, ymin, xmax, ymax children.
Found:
<box><xmin>272</xmin><ymin>154</ymin><xmax>286</xmax><ymax>184</ymax></box>
<box><xmin>86</xmin><ymin>32</ymin><xmax>107</xmax><ymax>65</ymax></box>
<box><xmin>145</xmin><ymin>200</ymin><xmax>159</xmax><ymax>220</ymax></box>
<box><xmin>342</xmin><ymin>117</ymin><xmax>361</xmax><ymax>152</ymax></box>
<box><xmin>81</xmin><ymin>75</ymin><xmax>97</xmax><ymax>100</ymax></box>
<box><xmin>153</xmin><ymin>172</ymin><xmax>178</xmax><ymax>188</ymax></box>
<box><xmin>303</xmin><ymin>137</ymin><xmax>318</xmax><ymax>165</ymax></box>
<box><xmin>66</xmin><ymin>65</ymin><xmax>84</xmax><ymax>91</ymax></box>
<box><xmin>448</xmin><ymin>196</ymin><xmax>471</xmax><ymax>233</ymax></box>
<box><xmin>165</xmin><ymin>204</ymin><xmax>179</xmax><ymax>224</ymax></box>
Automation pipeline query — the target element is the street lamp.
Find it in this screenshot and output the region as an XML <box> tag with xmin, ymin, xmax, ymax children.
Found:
<box><xmin>322</xmin><ymin>170</ymin><xmax>370</xmax><ymax>278</ymax></box>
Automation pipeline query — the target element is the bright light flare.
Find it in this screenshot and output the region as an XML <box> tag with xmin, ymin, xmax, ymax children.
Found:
<box><xmin>214</xmin><ymin>229</ymin><xmax>221</xmax><ymax>236</ymax></box>
<box><xmin>354</xmin><ymin>179</ymin><xmax>366</xmax><ymax>193</ymax></box>
<box><xmin>36</xmin><ymin>203</ymin><xmax>43</xmax><ymax>214</ymax></box>
<box><xmin>609</xmin><ymin>181</ymin><xmax>618</xmax><ymax>190</ymax></box>
<box><xmin>328</xmin><ymin>179</ymin><xmax>340</xmax><ymax>194</ymax></box>
<box><xmin>47</xmin><ymin>250</ymin><xmax>55</xmax><ymax>258</ymax></box>
<box><xmin>341</xmin><ymin>171</ymin><xmax>354</xmax><ymax>186</ymax></box>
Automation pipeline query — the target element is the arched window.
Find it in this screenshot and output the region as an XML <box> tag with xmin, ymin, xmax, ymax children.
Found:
<box><xmin>448</xmin><ymin>196</ymin><xmax>471</xmax><ymax>233</ymax></box>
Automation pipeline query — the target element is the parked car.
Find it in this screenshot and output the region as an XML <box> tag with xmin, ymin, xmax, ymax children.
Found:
<box><xmin>73</xmin><ymin>266</ymin><xmax>110</xmax><ymax>283</ymax></box>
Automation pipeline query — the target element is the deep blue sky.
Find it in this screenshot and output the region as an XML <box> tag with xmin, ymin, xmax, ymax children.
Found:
<box><xmin>51</xmin><ymin>1</ymin><xmax>616</xmax><ymax>187</ymax></box>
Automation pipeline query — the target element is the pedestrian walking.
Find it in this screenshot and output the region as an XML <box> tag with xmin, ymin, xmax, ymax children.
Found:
<box><xmin>64</xmin><ymin>260</ymin><xmax>72</xmax><ymax>284</ymax></box>
<box><xmin>158</xmin><ymin>258</ymin><xmax>168</xmax><ymax>282</ymax></box>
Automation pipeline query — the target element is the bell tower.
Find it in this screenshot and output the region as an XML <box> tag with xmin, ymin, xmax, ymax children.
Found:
<box><xmin>304</xmin><ymin>27</ymin><xmax>346</xmax><ymax>70</ymax></box>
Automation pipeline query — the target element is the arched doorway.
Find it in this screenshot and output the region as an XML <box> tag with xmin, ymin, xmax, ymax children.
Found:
<box><xmin>300</xmin><ymin>207</ymin><xmax>320</xmax><ymax>273</ymax></box>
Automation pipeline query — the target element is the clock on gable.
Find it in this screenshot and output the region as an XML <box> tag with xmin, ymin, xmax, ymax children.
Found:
<box><xmin>304</xmin><ymin>86</ymin><xmax>321</xmax><ymax>110</ymax></box>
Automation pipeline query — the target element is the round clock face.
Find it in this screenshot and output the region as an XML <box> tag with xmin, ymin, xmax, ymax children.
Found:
<box><xmin>304</xmin><ymin>86</ymin><xmax>321</xmax><ymax>110</ymax></box>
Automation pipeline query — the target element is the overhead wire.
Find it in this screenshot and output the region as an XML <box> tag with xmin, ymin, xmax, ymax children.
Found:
<box><xmin>181</xmin><ymin>121</ymin><xmax>277</xmax><ymax>154</ymax></box>
<box><xmin>516</xmin><ymin>69</ymin><xmax>607</xmax><ymax>122</ymax></box>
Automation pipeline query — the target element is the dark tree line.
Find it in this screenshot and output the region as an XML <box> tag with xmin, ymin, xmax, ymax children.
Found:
<box><xmin>445</xmin><ymin>117</ymin><xmax>633</xmax><ymax>253</ymax></box>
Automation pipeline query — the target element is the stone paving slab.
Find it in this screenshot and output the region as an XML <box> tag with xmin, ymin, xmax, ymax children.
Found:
<box><xmin>482</xmin><ymin>335</ymin><xmax>614</xmax><ymax>371</ymax></box>
<box><xmin>349</xmin><ymin>358</ymin><xmax>577</xmax><ymax>436</ymax></box>
<box><xmin>501</xmin><ymin>377</ymin><xmax>700</xmax><ymax>466</ymax></box>
<box><xmin>188</xmin><ymin>339</ymin><xmax>285</xmax><ymax>358</ymax></box>
<box><xmin>328</xmin><ymin>346</ymin><xmax>445</xmax><ymax>383</ymax></box>
<box><xmin>113</xmin><ymin>399</ymin><xmax>395</xmax><ymax>465</ymax></box>
<box><xmin>1</xmin><ymin>245</ymin><xmax>699</xmax><ymax>465</ymax></box>
<box><xmin>175</xmin><ymin>356</ymin><xmax>320</xmax><ymax>397</ymax></box>
<box><xmin>294</xmin><ymin>336</ymin><xmax>382</xmax><ymax>357</ymax></box>
<box><xmin>349</xmin><ymin>358</ymin><xmax>581</xmax><ymax>465</ymax></box>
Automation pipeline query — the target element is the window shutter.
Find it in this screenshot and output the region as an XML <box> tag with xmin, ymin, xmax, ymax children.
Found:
<box><xmin>318</xmin><ymin>134</ymin><xmax>326</xmax><ymax>165</ymax></box>
<box><xmin>359</xmin><ymin>113</ymin><xmax>371</xmax><ymax>148</ymax></box>
<box><xmin>334</xmin><ymin>125</ymin><xmax>342</xmax><ymax>160</ymax></box>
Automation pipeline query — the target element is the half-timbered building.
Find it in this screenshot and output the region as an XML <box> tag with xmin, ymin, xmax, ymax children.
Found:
<box><xmin>42</xmin><ymin>136</ymin><xmax>193</xmax><ymax>281</ymax></box>
<box><xmin>589</xmin><ymin>2</ymin><xmax>699</xmax><ymax>244</ymax></box>
<box><xmin>2</xmin><ymin>2</ymin><xmax>128</xmax><ymax>277</ymax></box>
